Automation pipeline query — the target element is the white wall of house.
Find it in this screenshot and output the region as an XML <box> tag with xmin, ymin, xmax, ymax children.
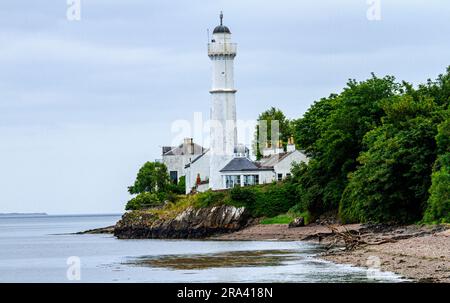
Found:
<box><xmin>163</xmin><ymin>154</ymin><xmax>197</xmax><ymax>183</ymax></box>
<box><xmin>196</xmin><ymin>183</ymin><xmax>210</xmax><ymax>193</ymax></box>
<box><xmin>273</xmin><ymin>150</ymin><xmax>308</xmax><ymax>179</ymax></box>
<box><xmin>185</xmin><ymin>151</ymin><xmax>210</xmax><ymax>193</ymax></box>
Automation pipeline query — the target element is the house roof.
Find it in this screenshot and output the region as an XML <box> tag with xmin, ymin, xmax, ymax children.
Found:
<box><xmin>184</xmin><ymin>149</ymin><xmax>209</xmax><ymax>168</ymax></box>
<box><xmin>220</xmin><ymin>157</ymin><xmax>272</xmax><ymax>172</ymax></box>
<box><xmin>162</xmin><ymin>146</ymin><xmax>173</xmax><ymax>154</ymax></box>
<box><xmin>163</xmin><ymin>143</ymin><xmax>205</xmax><ymax>156</ymax></box>
<box><xmin>258</xmin><ymin>151</ymin><xmax>295</xmax><ymax>168</ymax></box>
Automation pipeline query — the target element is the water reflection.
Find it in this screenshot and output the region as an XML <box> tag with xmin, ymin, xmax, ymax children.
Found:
<box><xmin>129</xmin><ymin>250</ymin><xmax>304</xmax><ymax>270</ymax></box>
<box><xmin>125</xmin><ymin>247</ymin><xmax>407</xmax><ymax>283</ymax></box>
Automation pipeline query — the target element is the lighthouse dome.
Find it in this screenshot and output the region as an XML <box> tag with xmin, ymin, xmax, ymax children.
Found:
<box><xmin>213</xmin><ymin>25</ymin><xmax>231</xmax><ymax>34</ymax></box>
<box><xmin>213</xmin><ymin>12</ymin><xmax>231</xmax><ymax>34</ymax></box>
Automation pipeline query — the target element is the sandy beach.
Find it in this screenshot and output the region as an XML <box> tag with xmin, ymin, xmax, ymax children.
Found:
<box><xmin>213</xmin><ymin>223</ymin><xmax>450</xmax><ymax>283</ymax></box>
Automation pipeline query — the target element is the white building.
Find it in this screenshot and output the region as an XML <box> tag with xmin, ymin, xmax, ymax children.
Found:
<box><xmin>161</xmin><ymin>138</ymin><xmax>205</xmax><ymax>184</ymax></box>
<box><xmin>162</xmin><ymin>13</ymin><xmax>308</xmax><ymax>193</ymax></box>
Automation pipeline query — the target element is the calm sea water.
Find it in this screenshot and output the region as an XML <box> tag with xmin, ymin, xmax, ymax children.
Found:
<box><xmin>0</xmin><ymin>214</ymin><xmax>405</xmax><ymax>283</ymax></box>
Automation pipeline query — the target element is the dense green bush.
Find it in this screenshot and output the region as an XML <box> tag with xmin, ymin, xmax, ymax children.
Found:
<box><xmin>169</xmin><ymin>176</ymin><xmax>186</xmax><ymax>195</ymax></box>
<box><xmin>184</xmin><ymin>181</ymin><xmax>299</xmax><ymax>218</ymax></box>
<box><xmin>126</xmin><ymin>162</ymin><xmax>183</xmax><ymax>210</ymax></box>
<box><xmin>229</xmin><ymin>182</ymin><xmax>297</xmax><ymax>218</ymax></box>
<box><xmin>194</xmin><ymin>190</ymin><xmax>228</xmax><ymax>208</ymax></box>
<box><xmin>424</xmin><ymin>116</ymin><xmax>450</xmax><ymax>223</ymax></box>
<box><xmin>125</xmin><ymin>192</ymin><xmax>163</xmax><ymax>210</ymax></box>
<box><xmin>289</xmin><ymin>67</ymin><xmax>450</xmax><ymax>224</ymax></box>
<box><xmin>290</xmin><ymin>75</ymin><xmax>401</xmax><ymax>217</ymax></box>
<box><xmin>339</xmin><ymin>96</ymin><xmax>438</xmax><ymax>223</ymax></box>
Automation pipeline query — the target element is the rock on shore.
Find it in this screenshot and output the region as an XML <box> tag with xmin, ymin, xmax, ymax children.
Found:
<box><xmin>114</xmin><ymin>205</ymin><xmax>251</xmax><ymax>239</ymax></box>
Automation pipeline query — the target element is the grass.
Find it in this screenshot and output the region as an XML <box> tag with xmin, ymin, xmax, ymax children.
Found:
<box><xmin>151</xmin><ymin>195</ymin><xmax>196</xmax><ymax>220</ymax></box>
<box><xmin>260</xmin><ymin>214</ymin><xmax>294</xmax><ymax>225</ymax></box>
<box><xmin>260</xmin><ymin>211</ymin><xmax>312</xmax><ymax>225</ymax></box>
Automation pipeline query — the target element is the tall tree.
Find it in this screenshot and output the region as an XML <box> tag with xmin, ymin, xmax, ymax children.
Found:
<box><xmin>291</xmin><ymin>75</ymin><xmax>401</xmax><ymax>215</ymax></box>
<box><xmin>339</xmin><ymin>95</ymin><xmax>438</xmax><ymax>223</ymax></box>
<box><xmin>128</xmin><ymin>161</ymin><xmax>171</xmax><ymax>195</ymax></box>
<box><xmin>291</xmin><ymin>94</ymin><xmax>338</xmax><ymax>157</ymax></box>
<box><xmin>254</xmin><ymin>107</ymin><xmax>291</xmax><ymax>159</ymax></box>
<box><xmin>424</xmin><ymin>113</ymin><xmax>450</xmax><ymax>223</ymax></box>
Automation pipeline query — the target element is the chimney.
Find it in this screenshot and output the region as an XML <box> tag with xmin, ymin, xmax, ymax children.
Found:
<box><xmin>262</xmin><ymin>141</ymin><xmax>275</xmax><ymax>157</ymax></box>
<box><xmin>287</xmin><ymin>136</ymin><xmax>296</xmax><ymax>152</ymax></box>
<box><xmin>184</xmin><ymin>138</ymin><xmax>194</xmax><ymax>154</ymax></box>
<box><xmin>275</xmin><ymin>140</ymin><xmax>284</xmax><ymax>154</ymax></box>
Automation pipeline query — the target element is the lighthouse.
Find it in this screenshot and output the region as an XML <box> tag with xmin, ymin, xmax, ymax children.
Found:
<box><xmin>208</xmin><ymin>12</ymin><xmax>238</xmax><ymax>189</ymax></box>
<box><xmin>165</xmin><ymin>13</ymin><xmax>309</xmax><ymax>193</ymax></box>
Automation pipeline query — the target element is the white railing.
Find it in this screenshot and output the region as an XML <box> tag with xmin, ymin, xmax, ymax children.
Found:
<box><xmin>208</xmin><ymin>43</ymin><xmax>237</xmax><ymax>56</ymax></box>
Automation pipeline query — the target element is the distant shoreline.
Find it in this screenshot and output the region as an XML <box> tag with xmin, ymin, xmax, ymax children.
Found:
<box><xmin>0</xmin><ymin>213</ymin><xmax>122</xmax><ymax>218</ymax></box>
<box><xmin>0</xmin><ymin>212</ymin><xmax>48</xmax><ymax>217</ymax></box>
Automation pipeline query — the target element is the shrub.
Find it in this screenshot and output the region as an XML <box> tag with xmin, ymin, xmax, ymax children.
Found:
<box><xmin>194</xmin><ymin>190</ymin><xmax>227</xmax><ymax>208</ymax></box>
<box><xmin>423</xmin><ymin>117</ymin><xmax>450</xmax><ymax>223</ymax></box>
<box><xmin>423</xmin><ymin>166</ymin><xmax>450</xmax><ymax>223</ymax></box>
<box><xmin>125</xmin><ymin>192</ymin><xmax>163</xmax><ymax>210</ymax></box>
<box><xmin>229</xmin><ymin>182</ymin><xmax>297</xmax><ymax>218</ymax></box>
<box><xmin>169</xmin><ymin>176</ymin><xmax>186</xmax><ymax>195</ymax></box>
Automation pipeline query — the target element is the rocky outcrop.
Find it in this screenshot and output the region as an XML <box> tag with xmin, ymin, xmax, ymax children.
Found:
<box><xmin>114</xmin><ymin>205</ymin><xmax>251</xmax><ymax>239</ymax></box>
<box><xmin>76</xmin><ymin>225</ymin><xmax>115</xmax><ymax>234</ymax></box>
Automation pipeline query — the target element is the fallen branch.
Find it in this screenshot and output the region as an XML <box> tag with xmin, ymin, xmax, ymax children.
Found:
<box><xmin>325</xmin><ymin>224</ymin><xmax>397</xmax><ymax>250</ymax></box>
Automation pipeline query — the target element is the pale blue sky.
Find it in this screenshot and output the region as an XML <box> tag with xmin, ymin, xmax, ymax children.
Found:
<box><xmin>1</xmin><ymin>0</ymin><xmax>449</xmax><ymax>214</ymax></box>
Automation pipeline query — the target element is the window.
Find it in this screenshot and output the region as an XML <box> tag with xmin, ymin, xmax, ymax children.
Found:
<box><xmin>286</xmin><ymin>173</ymin><xmax>291</xmax><ymax>178</ymax></box>
<box><xmin>224</xmin><ymin>175</ymin><xmax>241</xmax><ymax>189</ymax></box>
<box><xmin>170</xmin><ymin>171</ymin><xmax>178</xmax><ymax>184</ymax></box>
<box><xmin>243</xmin><ymin>175</ymin><xmax>259</xmax><ymax>186</ymax></box>
<box><xmin>277</xmin><ymin>173</ymin><xmax>283</xmax><ymax>181</ymax></box>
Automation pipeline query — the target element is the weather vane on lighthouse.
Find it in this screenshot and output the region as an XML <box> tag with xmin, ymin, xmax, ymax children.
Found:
<box><xmin>220</xmin><ymin>11</ymin><xmax>223</xmax><ymax>25</ymax></box>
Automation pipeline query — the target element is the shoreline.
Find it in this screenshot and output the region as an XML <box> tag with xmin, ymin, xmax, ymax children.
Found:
<box><xmin>80</xmin><ymin>221</ymin><xmax>449</xmax><ymax>282</ymax></box>
<box><xmin>213</xmin><ymin>223</ymin><xmax>450</xmax><ymax>283</ymax></box>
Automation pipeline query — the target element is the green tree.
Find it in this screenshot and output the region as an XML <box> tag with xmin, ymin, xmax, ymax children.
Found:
<box><xmin>128</xmin><ymin>161</ymin><xmax>171</xmax><ymax>195</ymax></box>
<box><xmin>291</xmin><ymin>75</ymin><xmax>401</xmax><ymax>216</ymax></box>
<box><xmin>339</xmin><ymin>95</ymin><xmax>439</xmax><ymax>223</ymax></box>
<box><xmin>254</xmin><ymin>107</ymin><xmax>291</xmax><ymax>160</ymax></box>
<box><xmin>424</xmin><ymin>115</ymin><xmax>450</xmax><ymax>223</ymax></box>
<box><xmin>416</xmin><ymin>67</ymin><xmax>450</xmax><ymax>108</ymax></box>
<box><xmin>170</xmin><ymin>175</ymin><xmax>186</xmax><ymax>195</ymax></box>
<box><xmin>291</xmin><ymin>94</ymin><xmax>338</xmax><ymax>157</ymax></box>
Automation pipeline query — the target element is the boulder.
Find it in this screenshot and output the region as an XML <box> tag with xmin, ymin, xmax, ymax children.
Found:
<box><xmin>288</xmin><ymin>217</ymin><xmax>305</xmax><ymax>228</ymax></box>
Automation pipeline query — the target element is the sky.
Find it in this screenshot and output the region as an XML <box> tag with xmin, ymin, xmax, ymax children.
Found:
<box><xmin>0</xmin><ymin>0</ymin><xmax>449</xmax><ymax>214</ymax></box>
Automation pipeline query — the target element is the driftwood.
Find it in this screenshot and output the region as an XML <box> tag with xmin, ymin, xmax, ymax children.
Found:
<box><xmin>325</xmin><ymin>224</ymin><xmax>397</xmax><ymax>251</ymax></box>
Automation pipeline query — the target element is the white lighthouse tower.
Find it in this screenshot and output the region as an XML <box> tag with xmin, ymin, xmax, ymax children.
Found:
<box><xmin>208</xmin><ymin>12</ymin><xmax>238</xmax><ymax>190</ymax></box>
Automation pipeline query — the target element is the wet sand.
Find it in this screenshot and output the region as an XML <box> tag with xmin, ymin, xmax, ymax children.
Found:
<box><xmin>212</xmin><ymin>223</ymin><xmax>363</xmax><ymax>241</ymax></box>
<box><xmin>322</xmin><ymin>229</ymin><xmax>450</xmax><ymax>283</ymax></box>
<box><xmin>213</xmin><ymin>223</ymin><xmax>450</xmax><ymax>283</ymax></box>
